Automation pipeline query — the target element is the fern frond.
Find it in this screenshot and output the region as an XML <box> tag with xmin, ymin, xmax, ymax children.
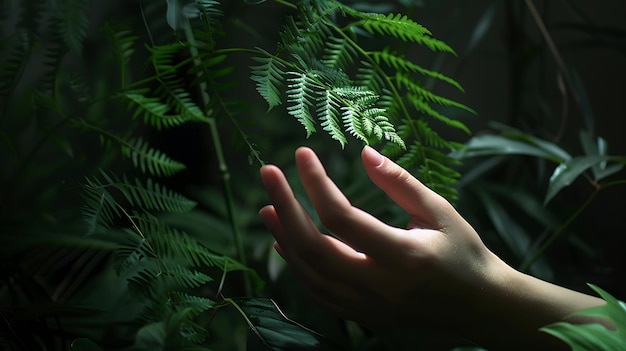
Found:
<box><xmin>121</xmin><ymin>138</ymin><xmax>187</xmax><ymax>177</ymax></box>
<box><xmin>123</xmin><ymin>177</ymin><xmax>197</xmax><ymax>213</ymax></box>
<box><xmin>0</xmin><ymin>44</ymin><xmax>30</xmax><ymax>98</ymax></box>
<box><xmin>195</xmin><ymin>0</ymin><xmax>222</xmax><ymax>20</ymax></box>
<box><xmin>408</xmin><ymin>95</ymin><xmax>469</xmax><ymax>134</ymax></box>
<box><xmin>355</xmin><ymin>61</ymin><xmax>386</xmax><ymax>92</ymax></box>
<box><xmin>371</xmin><ymin>48</ymin><xmax>464</xmax><ymax>91</ymax></box>
<box><xmin>127</xmin><ymin>261</ymin><xmax>213</xmax><ymax>299</ymax></box>
<box><xmin>170</xmin><ymin>291</ymin><xmax>215</xmax><ymax>316</ymax></box>
<box><xmin>113</xmin><ymin>229</ymin><xmax>147</xmax><ymax>274</ymax></box>
<box><xmin>17</xmin><ymin>1</ymin><xmax>45</xmax><ymax>47</ymax></box>
<box><xmin>334</xmin><ymin>87</ymin><xmax>404</xmax><ymax>148</ymax></box>
<box><xmin>103</xmin><ymin>22</ymin><xmax>138</xmax><ymax>87</ymax></box>
<box><xmin>250</xmin><ymin>53</ymin><xmax>286</xmax><ymax>111</ymax></box>
<box><xmin>396</xmin><ymin>73</ymin><xmax>474</xmax><ymax>117</ymax></box>
<box><xmin>69</xmin><ymin>73</ymin><xmax>91</xmax><ymax>103</ymax></box>
<box><xmin>84</xmin><ymin>171</ymin><xmax>197</xmax><ymax>215</ymax></box>
<box><xmin>286</xmin><ymin>71</ymin><xmax>318</xmax><ymax>136</ymax></box>
<box><xmin>81</xmin><ymin>178</ymin><xmax>123</xmax><ymax>235</ymax></box>
<box><xmin>281</xmin><ymin>16</ymin><xmax>327</xmax><ymax>60</ymax></box>
<box><xmin>55</xmin><ymin>0</ymin><xmax>89</xmax><ymax>54</ymax></box>
<box><xmin>157</xmin><ymin>75</ymin><xmax>212</xmax><ymax>123</ymax></box>
<box><xmin>37</xmin><ymin>19</ymin><xmax>68</xmax><ymax>97</ymax></box>
<box><xmin>322</xmin><ymin>36</ymin><xmax>358</xmax><ymax>70</ymax></box>
<box><xmin>135</xmin><ymin>217</ymin><xmax>249</xmax><ymax>271</ymax></box>
<box><xmin>125</xmin><ymin>89</ymin><xmax>191</xmax><ymax>130</ymax></box>
<box><xmin>356</xmin><ymin>13</ymin><xmax>456</xmax><ymax>54</ymax></box>
<box><xmin>304</xmin><ymin>0</ymin><xmax>345</xmax><ymax>18</ymax></box>
<box><xmin>148</xmin><ymin>43</ymin><xmax>185</xmax><ymax>75</ymax></box>
<box><xmin>316</xmin><ymin>89</ymin><xmax>347</xmax><ymax>146</ymax></box>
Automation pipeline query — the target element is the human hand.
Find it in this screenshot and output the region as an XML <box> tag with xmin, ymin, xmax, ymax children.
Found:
<box><xmin>258</xmin><ymin>146</ymin><xmax>503</xmax><ymax>331</ymax></box>
<box><xmin>259</xmin><ymin>146</ymin><xmax>605</xmax><ymax>350</ymax></box>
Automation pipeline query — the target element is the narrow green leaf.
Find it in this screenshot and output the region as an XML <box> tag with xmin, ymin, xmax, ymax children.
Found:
<box><xmin>454</xmin><ymin>134</ymin><xmax>568</xmax><ymax>162</ymax></box>
<box><xmin>545</xmin><ymin>156</ymin><xmax>613</xmax><ymax>204</ymax></box>
<box><xmin>231</xmin><ymin>298</ymin><xmax>341</xmax><ymax>351</ymax></box>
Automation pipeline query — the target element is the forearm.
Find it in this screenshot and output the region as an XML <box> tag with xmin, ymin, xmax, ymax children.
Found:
<box><xmin>461</xmin><ymin>251</ymin><xmax>605</xmax><ymax>350</ymax></box>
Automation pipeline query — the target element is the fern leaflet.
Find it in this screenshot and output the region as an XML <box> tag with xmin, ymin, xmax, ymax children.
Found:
<box><xmin>316</xmin><ymin>89</ymin><xmax>347</xmax><ymax>146</ymax></box>
<box><xmin>356</xmin><ymin>13</ymin><xmax>456</xmax><ymax>54</ymax></box>
<box><xmin>125</xmin><ymin>89</ymin><xmax>191</xmax><ymax>130</ymax></box>
<box><xmin>55</xmin><ymin>0</ymin><xmax>89</xmax><ymax>54</ymax></box>
<box><xmin>122</xmin><ymin>138</ymin><xmax>187</xmax><ymax>177</ymax></box>
<box><xmin>250</xmin><ymin>53</ymin><xmax>286</xmax><ymax>111</ymax></box>
<box><xmin>286</xmin><ymin>71</ymin><xmax>318</xmax><ymax>136</ymax></box>
<box><xmin>371</xmin><ymin>48</ymin><xmax>464</xmax><ymax>91</ymax></box>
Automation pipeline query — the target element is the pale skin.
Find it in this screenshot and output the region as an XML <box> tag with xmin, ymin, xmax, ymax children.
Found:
<box><xmin>258</xmin><ymin>146</ymin><xmax>605</xmax><ymax>350</ymax></box>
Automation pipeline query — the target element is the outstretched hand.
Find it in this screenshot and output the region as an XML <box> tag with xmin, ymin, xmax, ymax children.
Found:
<box><xmin>259</xmin><ymin>146</ymin><xmax>499</xmax><ymax>330</ymax></box>
<box><xmin>259</xmin><ymin>146</ymin><xmax>604</xmax><ymax>350</ymax></box>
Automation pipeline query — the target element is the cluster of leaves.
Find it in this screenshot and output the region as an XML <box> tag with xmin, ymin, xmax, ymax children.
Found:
<box><xmin>0</xmin><ymin>0</ymin><xmax>321</xmax><ymax>349</ymax></box>
<box><xmin>2</xmin><ymin>0</ymin><xmax>623</xmax><ymax>350</ymax></box>
<box><xmin>250</xmin><ymin>0</ymin><xmax>474</xmax><ymax>202</ymax></box>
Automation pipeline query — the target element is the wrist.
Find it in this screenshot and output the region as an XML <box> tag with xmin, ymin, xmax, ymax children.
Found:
<box><xmin>460</xmin><ymin>251</ymin><xmax>603</xmax><ymax>350</ymax></box>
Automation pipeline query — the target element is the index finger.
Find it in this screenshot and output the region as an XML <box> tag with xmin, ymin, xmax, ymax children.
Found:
<box><xmin>259</xmin><ymin>164</ymin><xmax>372</xmax><ymax>271</ymax></box>
<box><xmin>295</xmin><ymin>147</ymin><xmax>404</xmax><ymax>259</ymax></box>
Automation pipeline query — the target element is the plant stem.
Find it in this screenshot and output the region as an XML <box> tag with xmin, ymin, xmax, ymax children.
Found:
<box><xmin>183</xmin><ymin>23</ymin><xmax>252</xmax><ymax>296</ymax></box>
<box><xmin>520</xmin><ymin>179</ymin><xmax>626</xmax><ymax>272</ymax></box>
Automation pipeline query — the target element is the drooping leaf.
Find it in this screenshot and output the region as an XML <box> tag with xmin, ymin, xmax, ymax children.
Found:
<box><xmin>545</xmin><ymin>156</ymin><xmax>615</xmax><ymax>204</ymax></box>
<box><xmin>454</xmin><ymin>134</ymin><xmax>570</xmax><ymax>162</ymax></box>
<box><xmin>231</xmin><ymin>298</ymin><xmax>342</xmax><ymax>351</ymax></box>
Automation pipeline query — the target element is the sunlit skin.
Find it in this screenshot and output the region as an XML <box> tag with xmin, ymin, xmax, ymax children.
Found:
<box><xmin>258</xmin><ymin>146</ymin><xmax>605</xmax><ymax>350</ymax></box>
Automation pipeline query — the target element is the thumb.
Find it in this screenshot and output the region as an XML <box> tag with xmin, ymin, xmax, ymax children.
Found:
<box><xmin>361</xmin><ymin>146</ymin><xmax>450</xmax><ymax>228</ymax></box>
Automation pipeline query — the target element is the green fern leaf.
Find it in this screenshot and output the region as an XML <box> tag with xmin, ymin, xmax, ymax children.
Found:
<box><xmin>250</xmin><ymin>53</ymin><xmax>286</xmax><ymax>111</ymax></box>
<box><xmin>281</xmin><ymin>16</ymin><xmax>327</xmax><ymax>59</ymax></box>
<box><xmin>157</xmin><ymin>76</ymin><xmax>211</xmax><ymax>123</ymax></box>
<box><xmin>335</xmin><ymin>87</ymin><xmax>404</xmax><ymax>148</ymax></box>
<box><xmin>69</xmin><ymin>73</ymin><xmax>91</xmax><ymax>103</ymax></box>
<box><xmin>322</xmin><ymin>36</ymin><xmax>358</xmax><ymax>70</ymax></box>
<box><xmin>356</xmin><ymin>13</ymin><xmax>456</xmax><ymax>54</ymax></box>
<box><xmin>123</xmin><ymin>177</ymin><xmax>197</xmax><ymax>214</ymax></box>
<box><xmin>355</xmin><ymin>61</ymin><xmax>386</xmax><ymax>92</ymax></box>
<box><xmin>55</xmin><ymin>0</ymin><xmax>89</xmax><ymax>54</ymax></box>
<box><xmin>371</xmin><ymin>48</ymin><xmax>463</xmax><ymax>91</ymax></box>
<box><xmin>0</xmin><ymin>44</ymin><xmax>30</xmax><ymax>98</ymax></box>
<box><xmin>125</xmin><ymin>89</ymin><xmax>190</xmax><ymax>130</ymax></box>
<box><xmin>148</xmin><ymin>43</ymin><xmax>185</xmax><ymax>75</ymax></box>
<box><xmin>37</xmin><ymin>19</ymin><xmax>67</xmax><ymax>96</ymax></box>
<box><xmin>138</xmin><ymin>217</ymin><xmax>250</xmax><ymax>271</ymax></box>
<box><xmin>113</xmin><ymin>229</ymin><xmax>147</xmax><ymax>274</ymax></box>
<box><xmin>103</xmin><ymin>22</ymin><xmax>138</xmax><ymax>87</ymax></box>
<box><xmin>195</xmin><ymin>0</ymin><xmax>223</xmax><ymax>19</ymax></box>
<box><xmin>396</xmin><ymin>72</ymin><xmax>475</xmax><ymax>117</ymax></box>
<box><xmin>286</xmin><ymin>71</ymin><xmax>318</xmax><ymax>136</ymax></box>
<box><xmin>407</xmin><ymin>93</ymin><xmax>471</xmax><ymax>134</ymax></box>
<box><xmin>84</xmin><ymin>171</ymin><xmax>197</xmax><ymax>215</ymax></box>
<box><xmin>121</xmin><ymin>138</ymin><xmax>187</xmax><ymax>177</ymax></box>
<box><xmin>170</xmin><ymin>291</ymin><xmax>215</xmax><ymax>316</ymax></box>
<box><xmin>81</xmin><ymin>177</ymin><xmax>123</xmax><ymax>235</ymax></box>
<box><xmin>317</xmin><ymin>89</ymin><xmax>347</xmax><ymax>147</ymax></box>
<box><xmin>16</xmin><ymin>1</ymin><xmax>45</xmax><ymax>47</ymax></box>
<box><xmin>126</xmin><ymin>261</ymin><xmax>213</xmax><ymax>300</ymax></box>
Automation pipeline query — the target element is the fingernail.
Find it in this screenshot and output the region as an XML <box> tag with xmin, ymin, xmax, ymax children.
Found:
<box><xmin>363</xmin><ymin>146</ymin><xmax>384</xmax><ymax>167</ymax></box>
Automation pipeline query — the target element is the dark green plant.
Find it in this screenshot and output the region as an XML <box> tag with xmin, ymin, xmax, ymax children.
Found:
<box><xmin>0</xmin><ymin>0</ymin><xmax>472</xmax><ymax>350</ymax></box>
<box><xmin>1</xmin><ymin>0</ymin><xmax>623</xmax><ymax>350</ymax></box>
